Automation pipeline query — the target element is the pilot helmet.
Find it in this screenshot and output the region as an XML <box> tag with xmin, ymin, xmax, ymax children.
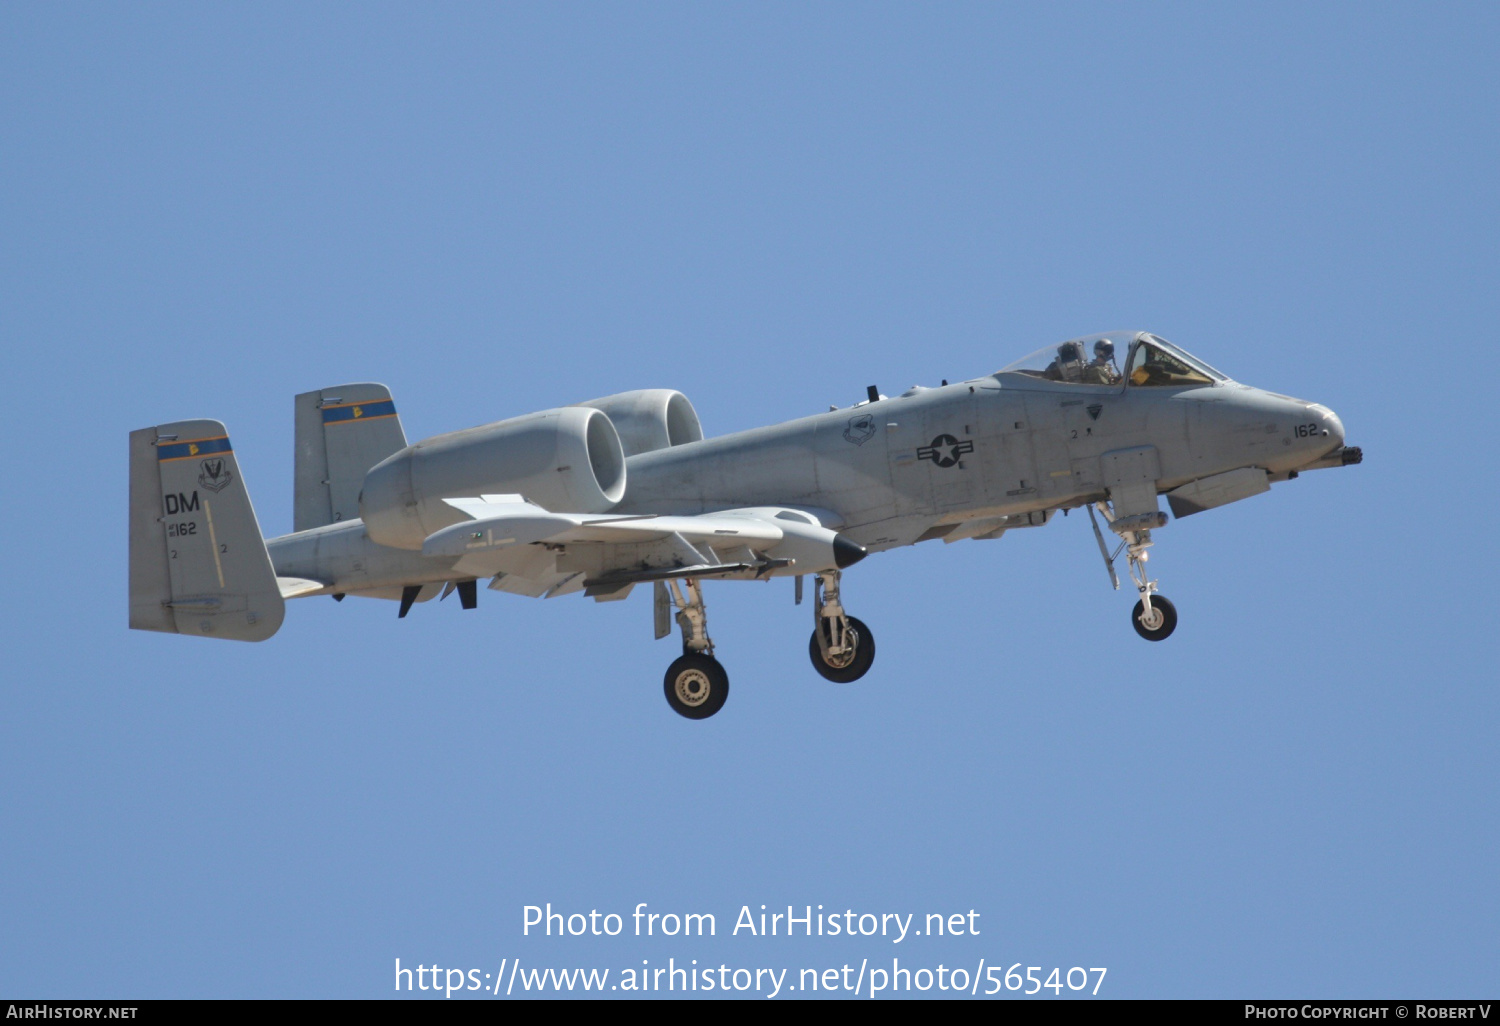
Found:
<box><xmin>1094</xmin><ymin>339</ymin><xmax>1115</xmax><ymax>360</ymax></box>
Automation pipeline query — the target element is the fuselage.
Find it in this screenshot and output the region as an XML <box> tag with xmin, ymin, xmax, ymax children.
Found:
<box><xmin>267</xmin><ymin>358</ymin><xmax>1345</xmax><ymax>595</ymax></box>
<box><xmin>617</xmin><ymin>372</ymin><xmax>1344</xmax><ymax>549</ymax></box>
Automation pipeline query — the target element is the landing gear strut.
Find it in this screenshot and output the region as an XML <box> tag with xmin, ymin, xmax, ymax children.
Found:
<box><xmin>1088</xmin><ymin>502</ymin><xmax>1178</xmax><ymax>642</ymax></box>
<box><xmin>808</xmin><ymin>570</ymin><xmax>876</xmax><ymax>682</ymax></box>
<box><xmin>661</xmin><ymin>578</ymin><xmax>729</xmax><ymax>718</ymax></box>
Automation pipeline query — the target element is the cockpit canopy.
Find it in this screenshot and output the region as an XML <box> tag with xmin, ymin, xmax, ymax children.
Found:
<box><xmin>998</xmin><ymin>331</ymin><xmax>1228</xmax><ymax>388</ymax></box>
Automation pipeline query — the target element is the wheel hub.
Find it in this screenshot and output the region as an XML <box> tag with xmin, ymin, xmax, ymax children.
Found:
<box><xmin>819</xmin><ymin>623</ymin><xmax>859</xmax><ymax>668</ymax></box>
<box><xmin>673</xmin><ymin>669</ymin><xmax>713</xmax><ymax>707</ymax></box>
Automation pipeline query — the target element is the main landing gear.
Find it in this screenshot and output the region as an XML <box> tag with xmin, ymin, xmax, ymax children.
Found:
<box><xmin>655</xmin><ymin>569</ymin><xmax>878</xmax><ymax>719</ymax></box>
<box><xmin>663</xmin><ymin>652</ymin><xmax>729</xmax><ymax>720</ymax></box>
<box><xmin>1087</xmin><ymin>502</ymin><xmax>1178</xmax><ymax>642</ymax></box>
<box><xmin>660</xmin><ymin>578</ymin><xmax>729</xmax><ymax>719</ymax></box>
<box><xmin>807</xmin><ymin>570</ymin><xmax>876</xmax><ymax>682</ymax></box>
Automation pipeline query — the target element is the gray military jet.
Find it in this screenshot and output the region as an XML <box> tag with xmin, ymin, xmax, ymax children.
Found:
<box><xmin>129</xmin><ymin>330</ymin><xmax>1360</xmax><ymax>719</ymax></box>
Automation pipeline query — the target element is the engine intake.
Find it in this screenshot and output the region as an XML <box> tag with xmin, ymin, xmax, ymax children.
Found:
<box><xmin>574</xmin><ymin>389</ymin><xmax>703</xmax><ymax>457</ymax></box>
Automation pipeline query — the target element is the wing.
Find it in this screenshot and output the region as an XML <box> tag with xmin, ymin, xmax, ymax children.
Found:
<box><xmin>421</xmin><ymin>495</ymin><xmax>860</xmax><ymax>601</ymax></box>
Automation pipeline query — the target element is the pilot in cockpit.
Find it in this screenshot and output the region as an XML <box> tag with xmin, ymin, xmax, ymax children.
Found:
<box><xmin>1044</xmin><ymin>341</ymin><xmax>1087</xmax><ymax>382</ymax></box>
<box><xmin>1082</xmin><ymin>339</ymin><xmax>1121</xmax><ymax>385</ymax></box>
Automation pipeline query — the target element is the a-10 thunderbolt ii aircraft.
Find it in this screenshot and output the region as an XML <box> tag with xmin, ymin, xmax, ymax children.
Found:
<box><xmin>129</xmin><ymin>330</ymin><xmax>1360</xmax><ymax>719</ymax></box>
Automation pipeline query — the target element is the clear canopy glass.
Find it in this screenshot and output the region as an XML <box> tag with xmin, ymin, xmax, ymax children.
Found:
<box><xmin>998</xmin><ymin>332</ymin><xmax>1227</xmax><ymax>388</ymax></box>
<box><xmin>1127</xmin><ymin>335</ymin><xmax>1223</xmax><ymax>386</ymax></box>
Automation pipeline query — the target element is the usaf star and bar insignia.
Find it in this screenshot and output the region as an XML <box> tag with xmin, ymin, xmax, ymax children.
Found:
<box><xmin>917</xmin><ymin>433</ymin><xmax>974</xmax><ymax>468</ymax></box>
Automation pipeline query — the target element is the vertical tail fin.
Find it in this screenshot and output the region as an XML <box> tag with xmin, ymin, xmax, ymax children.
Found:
<box><xmin>294</xmin><ymin>384</ymin><xmax>407</xmax><ymax>532</ymax></box>
<box><xmin>129</xmin><ymin>420</ymin><xmax>284</xmax><ymax>641</ymax></box>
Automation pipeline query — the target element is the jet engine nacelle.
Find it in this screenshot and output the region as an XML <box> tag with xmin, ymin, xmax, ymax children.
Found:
<box><xmin>360</xmin><ymin>406</ymin><xmax>627</xmax><ymax>550</ymax></box>
<box><xmin>574</xmin><ymin>389</ymin><xmax>703</xmax><ymax>457</ymax></box>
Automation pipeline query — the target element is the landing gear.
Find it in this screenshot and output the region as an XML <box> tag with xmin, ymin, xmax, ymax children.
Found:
<box><xmin>660</xmin><ymin>578</ymin><xmax>730</xmax><ymax>719</ymax></box>
<box><xmin>807</xmin><ymin>571</ymin><xmax>876</xmax><ymax>682</ymax></box>
<box><xmin>651</xmin><ymin>570</ymin><xmax>877</xmax><ymax>715</ymax></box>
<box><xmin>1131</xmin><ymin>595</ymin><xmax>1177</xmax><ymax>641</ymax></box>
<box><xmin>1087</xmin><ymin>501</ymin><xmax>1178</xmax><ymax>642</ymax></box>
<box><xmin>810</xmin><ymin>616</ymin><xmax>876</xmax><ymax>682</ymax></box>
<box><xmin>663</xmin><ymin>652</ymin><xmax>729</xmax><ymax>719</ymax></box>
<box><xmin>1119</xmin><ymin>521</ymin><xmax>1176</xmax><ymax>642</ymax></box>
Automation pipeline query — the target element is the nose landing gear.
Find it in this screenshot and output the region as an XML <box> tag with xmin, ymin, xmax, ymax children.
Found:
<box><xmin>1088</xmin><ymin>502</ymin><xmax>1178</xmax><ymax>641</ymax></box>
<box><xmin>1131</xmin><ymin>594</ymin><xmax>1177</xmax><ymax>641</ymax></box>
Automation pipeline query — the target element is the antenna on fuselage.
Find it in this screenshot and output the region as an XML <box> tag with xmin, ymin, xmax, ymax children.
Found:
<box><xmin>866</xmin><ymin>385</ymin><xmax>880</xmax><ymax>403</ymax></box>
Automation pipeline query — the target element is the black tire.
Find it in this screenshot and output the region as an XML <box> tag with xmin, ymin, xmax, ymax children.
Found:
<box><xmin>809</xmin><ymin>615</ymin><xmax>877</xmax><ymax>682</ymax></box>
<box><xmin>1131</xmin><ymin>595</ymin><xmax>1178</xmax><ymax>641</ymax></box>
<box><xmin>663</xmin><ymin>653</ymin><xmax>730</xmax><ymax>719</ymax></box>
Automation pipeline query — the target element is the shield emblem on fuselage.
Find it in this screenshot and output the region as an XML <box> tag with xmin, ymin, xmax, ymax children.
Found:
<box><xmin>843</xmin><ymin>414</ymin><xmax>876</xmax><ymax>446</ymax></box>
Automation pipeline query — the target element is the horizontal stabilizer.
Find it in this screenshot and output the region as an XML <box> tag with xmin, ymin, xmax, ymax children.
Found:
<box><xmin>276</xmin><ymin>577</ymin><xmax>328</xmax><ymax>599</ymax></box>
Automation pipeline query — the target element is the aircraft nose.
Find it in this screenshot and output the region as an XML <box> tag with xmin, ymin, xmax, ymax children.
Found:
<box><xmin>1312</xmin><ymin>405</ymin><xmax>1345</xmax><ymax>450</ymax></box>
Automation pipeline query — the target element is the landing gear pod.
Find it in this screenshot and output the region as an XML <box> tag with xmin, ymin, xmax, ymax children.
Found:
<box><xmin>360</xmin><ymin>407</ymin><xmax>627</xmax><ymax>550</ymax></box>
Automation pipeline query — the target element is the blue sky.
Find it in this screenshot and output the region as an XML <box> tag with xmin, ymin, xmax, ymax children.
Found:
<box><xmin>1</xmin><ymin>2</ymin><xmax>1496</xmax><ymax>998</ymax></box>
